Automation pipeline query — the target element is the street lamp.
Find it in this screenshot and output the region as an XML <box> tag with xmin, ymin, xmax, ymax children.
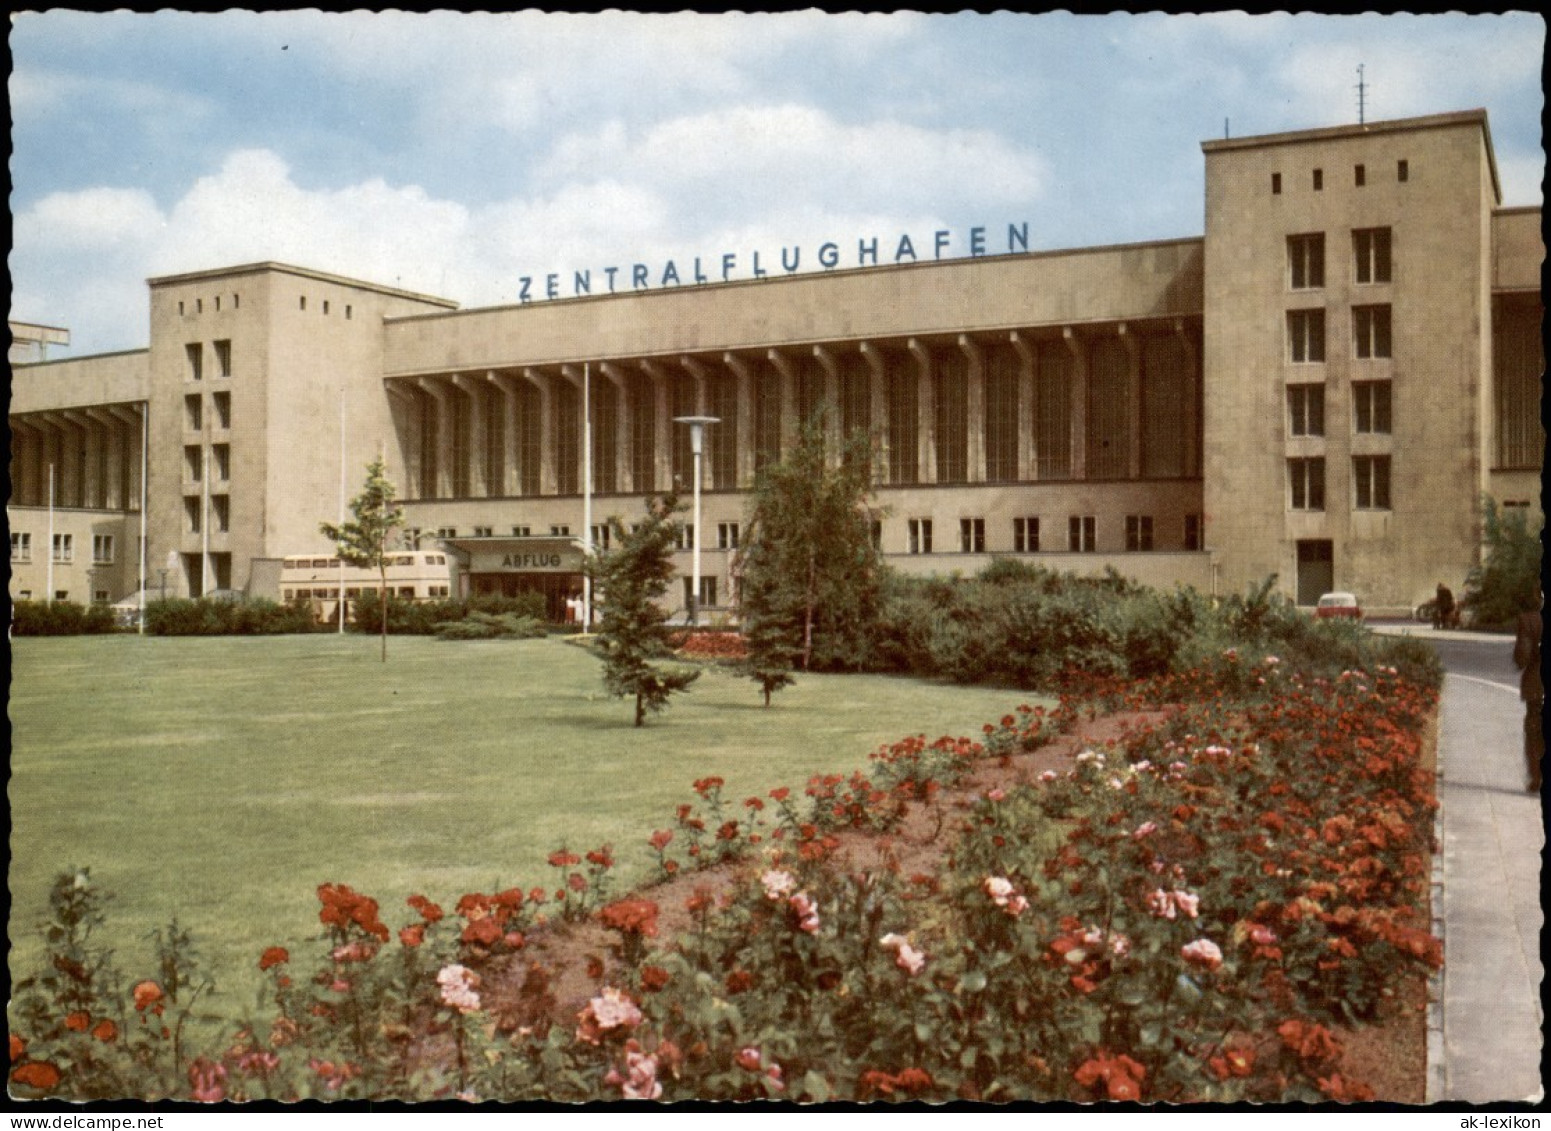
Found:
<box><xmin>673</xmin><ymin>415</ymin><xmax>719</xmax><ymax>626</ymax></box>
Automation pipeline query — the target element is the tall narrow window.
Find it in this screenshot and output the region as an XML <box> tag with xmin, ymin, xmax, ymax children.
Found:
<box><xmin>983</xmin><ymin>343</ymin><xmax>1020</xmax><ymax>482</ymax></box>
<box><xmin>1354</xmin><ymin>456</ymin><xmax>1392</xmax><ymax>509</ymax></box>
<box><xmin>212</xmin><ymin>442</ymin><xmax>230</xmax><ymax>480</ymax></box>
<box><xmin>934</xmin><ymin>349</ymin><xmax>968</xmax><ymax>485</ymax></box>
<box><xmin>908</xmin><ymin>518</ymin><xmax>933</xmax><ymax>554</ymax></box>
<box><xmin>1013</xmin><ymin>516</ymin><xmax>1039</xmax><ymax>553</ymax></box>
<box><xmin>1353</xmin><ymin>305</ymin><xmax>1392</xmax><ymax>359</ymax></box>
<box><xmin>11</xmin><ymin>532</ymin><xmax>31</xmax><ymax>562</ymax></box>
<box><xmin>186</xmin><ymin>343</ymin><xmax>203</xmax><ymax>381</ymax></box>
<box><xmin>214</xmin><ymin>339</ymin><xmax>232</xmax><ymax>377</ymax></box>
<box><xmin>1353</xmin><ymin>382</ymin><xmax>1393</xmax><ymax>434</ymax></box>
<box><xmin>717</xmin><ymin>522</ymin><xmax>740</xmax><ymax>550</ymax></box>
<box><xmin>185</xmin><ymin>395</ymin><xmax>203</xmax><ymax>431</ymax></box>
<box><xmin>1397</xmin><ymin>159</ymin><xmax>1409</xmax><ymax>183</ymax></box>
<box><xmin>1184</xmin><ymin>514</ymin><xmax>1202</xmax><ymax>551</ymax></box>
<box><xmin>870</xmin><ymin>520</ymin><xmax>882</xmax><ymax>551</ymax></box>
<box><xmin>676</xmin><ymin>524</ymin><xmax>694</xmax><ymax>551</ymax></box>
<box><xmin>212</xmin><ymin>391</ymin><xmax>231</xmax><ymax>429</ymax></box>
<box><xmin>1312</xmin><ymin>168</ymin><xmax>1323</xmax><ymax>191</ymax></box>
<box><xmin>886</xmin><ymin>361</ymin><xmax>918</xmax><ymax>485</ymax></box>
<box><xmin>1354</xmin><ymin>163</ymin><xmax>1366</xmax><ymax>187</ymax></box>
<box><xmin>212</xmin><ymin>495</ymin><xmax>230</xmax><ymax>534</ymax></box>
<box><xmin>1272</xmin><ymin>172</ymin><xmax>1282</xmax><ymax>195</ymax></box>
<box><xmin>185</xmin><ymin>445</ymin><xmax>203</xmax><ymax>481</ymax></box>
<box><xmin>959</xmin><ymin>517</ymin><xmax>985</xmax><ymax>554</ymax></box>
<box><xmin>1287</xmin><ymin>384</ymin><xmax>1326</xmax><ymax>436</ymax></box>
<box><xmin>1068</xmin><ymin>515</ymin><xmax>1096</xmax><ymax>552</ymax></box>
<box><xmin>1289</xmin><ymin>458</ymin><xmax>1326</xmax><ymax>511</ymax></box>
<box><xmin>1287</xmin><ymin>234</ymin><xmax>1325</xmax><ymax>289</ymax></box>
<box><xmin>52</xmin><ymin>533</ymin><xmax>73</xmax><ymax>563</ymax></box>
<box><xmin>1353</xmin><ymin>228</ymin><xmax>1392</xmax><ymax>284</ymax></box>
<box><xmin>1287</xmin><ymin>310</ymin><xmax>1326</xmax><ymax>363</ymax></box>
<box><xmin>184</xmin><ymin>497</ymin><xmax>202</xmax><ymax>535</ymax></box>
<box><xmin>591</xmin><ymin>525</ymin><xmax>612</xmax><ymax>550</ymax></box>
<box><xmin>1125</xmin><ymin>515</ymin><xmax>1154</xmax><ymax>552</ymax></box>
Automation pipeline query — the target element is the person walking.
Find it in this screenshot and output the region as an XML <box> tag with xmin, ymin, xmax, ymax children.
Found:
<box><xmin>1514</xmin><ymin>600</ymin><xmax>1542</xmax><ymax>792</ymax></box>
<box><xmin>1434</xmin><ymin>582</ymin><xmax>1457</xmax><ymax>630</ymax></box>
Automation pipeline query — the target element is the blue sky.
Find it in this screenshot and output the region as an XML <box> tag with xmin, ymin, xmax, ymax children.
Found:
<box><xmin>10</xmin><ymin>11</ymin><xmax>1544</xmax><ymax>356</ymax></box>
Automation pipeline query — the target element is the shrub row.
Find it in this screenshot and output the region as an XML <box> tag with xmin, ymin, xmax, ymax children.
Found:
<box><xmin>144</xmin><ymin>598</ymin><xmax>322</xmax><ymax>636</ymax></box>
<box><xmin>352</xmin><ymin>592</ymin><xmax>548</xmax><ymax>636</ymax></box>
<box><xmin>10</xmin><ymin>600</ymin><xmax>120</xmax><ymax>636</ymax></box>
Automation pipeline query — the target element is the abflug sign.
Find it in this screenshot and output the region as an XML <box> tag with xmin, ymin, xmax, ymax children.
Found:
<box><xmin>518</xmin><ymin>222</ymin><xmax>1031</xmax><ymax>304</ymax></box>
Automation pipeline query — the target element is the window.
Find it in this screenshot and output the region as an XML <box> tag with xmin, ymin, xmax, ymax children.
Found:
<box><xmin>186</xmin><ymin>343</ymin><xmax>203</xmax><ymax>381</ymax></box>
<box><xmin>1125</xmin><ymin>515</ymin><xmax>1154</xmax><ymax>552</ymax></box>
<box><xmin>1288</xmin><ymin>384</ymin><xmax>1326</xmax><ymax>436</ymax></box>
<box><xmin>1354</xmin><ymin>163</ymin><xmax>1366</xmax><ymax>187</ymax></box>
<box><xmin>591</xmin><ymin>524</ymin><xmax>611</xmax><ymax>551</ymax></box>
<box><xmin>1397</xmin><ymin>159</ymin><xmax>1409</xmax><ymax>183</ymax></box>
<box><xmin>1353</xmin><ymin>305</ymin><xmax>1392</xmax><ymax>359</ymax></box>
<box><xmin>473</xmin><ymin>526</ymin><xmax>493</xmax><ymax>538</ymax></box>
<box><xmin>185</xmin><ymin>395</ymin><xmax>203</xmax><ymax>431</ymax></box>
<box><xmin>92</xmin><ymin>534</ymin><xmax>114</xmax><ymax>564</ymax></box>
<box><xmin>511</xmin><ymin>525</ymin><xmax>530</xmax><ymax>537</ymax></box>
<box><xmin>94</xmin><ymin>590</ymin><xmax>110</xmax><ymax>604</ymax></box>
<box><xmin>1287</xmin><ymin>310</ymin><xmax>1325</xmax><ymax>363</ymax></box>
<box><xmin>346</xmin><ymin>305</ymin><xmax>353</xmax><ymax>320</ymax></box>
<box><xmin>11</xmin><ymin>532</ymin><xmax>31</xmax><ymax>562</ymax></box>
<box><xmin>398</xmin><ymin>587</ymin><xmax>415</xmax><ymax>598</ymax></box>
<box><xmin>55</xmin><ymin>591</ymin><xmax>69</xmax><ymax>602</ymax></box>
<box><xmin>1353</xmin><ymin>382</ymin><xmax>1393</xmax><ymax>434</ymax></box>
<box><xmin>1287</xmin><ymin>234</ymin><xmax>1325</xmax><ymax>289</ymax></box>
<box><xmin>214</xmin><ymin>339</ymin><xmax>232</xmax><ymax>377</ymax></box>
<box><xmin>196</xmin><ymin>298</ymin><xmax>203</xmax><ymax>314</ymax></box>
<box><xmin>212</xmin><ymin>495</ymin><xmax>230</xmax><ymax>534</ymax></box>
<box><xmin>959</xmin><ymin>517</ymin><xmax>985</xmax><ymax>554</ymax></box>
<box><xmin>52</xmin><ymin>533</ymin><xmax>73</xmax><ymax>563</ymax></box>
<box><xmin>1069</xmin><ymin>516</ymin><xmax>1096</xmax><ymax>553</ymax></box>
<box><xmin>1184</xmin><ymin>514</ymin><xmax>1202</xmax><ymax>551</ymax></box>
<box><xmin>214</xmin><ymin>296</ymin><xmax>220</xmax><ymax>312</ymax></box>
<box><xmin>1312</xmin><ymin>168</ymin><xmax>1323</xmax><ymax>191</ymax></box>
<box><xmin>683</xmin><ymin>576</ymin><xmax>717</xmax><ymax>608</ymax></box>
<box><xmin>437</xmin><ymin>527</ymin><xmax>457</xmax><ymax>539</ymax></box>
<box><xmin>184</xmin><ymin>497</ymin><xmax>202</xmax><ymax>534</ymax></box>
<box><xmin>323</xmin><ymin>301</ymin><xmax>331</xmax><ymax>315</ymax></box>
<box><xmin>1353</xmin><ymin>228</ymin><xmax>1392</xmax><ymax>284</ymax></box>
<box><xmin>717</xmin><ymin>522</ymin><xmax>740</xmax><ymax>550</ymax></box>
<box><xmin>300</xmin><ymin>296</ymin><xmax>307</xmax><ymax>311</ymax></box>
<box><xmin>1289</xmin><ymin>458</ymin><xmax>1326</xmax><ymax>511</ymax></box>
<box><xmin>405</xmin><ymin>528</ymin><xmax>421</xmax><ymax>549</ymax></box>
<box><xmin>908</xmin><ymin>518</ymin><xmax>933</xmax><ymax>554</ymax></box>
<box><xmin>233</xmin><ymin>293</ymin><xmax>240</xmax><ymax>310</ymax></box>
<box><xmin>212</xmin><ymin>391</ymin><xmax>231</xmax><ymax>429</ymax></box>
<box><xmin>870</xmin><ymin>520</ymin><xmax>882</xmax><ymax>550</ymax></box>
<box><xmin>1354</xmin><ymin>456</ymin><xmax>1392</xmax><ymax>509</ymax></box>
<box><xmin>551</xmin><ymin>524</ymin><xmax>571</xmax><ymax>537</ymax></box>
<box><xmin>1013</xmin><ymin>516</ymin><xmax>1040</xmax><ymax>553</ymax></box>
<box><xmin>212</xmin><ymin>443</ymin><xmax>230</xmax><ymax>481</ymax></box>
<box><xmin>185</xmin><ymin>445</ymin><xmax>203</xmax><ymax>481</ymax></box>
<box><xmin>676</xmin><ymin>524</ymin><xmax>694</xmax><ymax>551</ymax></box>
<box><xmin>1271</xmin><ymin>172</ymin><xmax>1282</xmax><ymax>195</ymax></box>
<box><xmin>17</xmin><ymin>590</ymin><xmax>31</xmax><ymax>600</ymax></box>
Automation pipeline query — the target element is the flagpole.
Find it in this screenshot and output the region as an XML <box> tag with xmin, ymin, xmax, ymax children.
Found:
<box><xmin>582</xmin><ymin>361</ymin><xmax>593</xmax><ymax>630</ymax></box>
<box><xmin>46</xmin><ymin>463</ymin><xmax>55</xmax><ymax>603</ymax></box>
<box><xmin>338</xmin><ymin>387</ymin><xmax>347</xmax><ymax>634</ymax></box>
<box><xmin>138</xmin><ymin>403</ymin><xmax>148</xmax><ymax>633</ymax></box>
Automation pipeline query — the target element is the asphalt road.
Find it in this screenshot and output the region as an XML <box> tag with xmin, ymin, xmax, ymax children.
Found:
<box><xmin>1427</xmin><ymin>635</ymin><xmax>1520</xmax><ymax>688</ymax></box>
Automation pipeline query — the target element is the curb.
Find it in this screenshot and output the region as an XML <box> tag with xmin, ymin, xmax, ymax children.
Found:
<box><xmin>1426</xmin><ymin>788</ymin><xmax>1447</xmax><ymax>1103</ymax></box>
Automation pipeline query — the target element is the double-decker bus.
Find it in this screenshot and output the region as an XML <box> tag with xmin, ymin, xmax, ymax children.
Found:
<box><xmin>279</xmin><ymin>550</ymin><xmax>454</xmax><ymax>622</ymax></box>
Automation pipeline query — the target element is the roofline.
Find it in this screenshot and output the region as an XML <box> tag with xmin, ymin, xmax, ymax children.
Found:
<box><xmin>1495</xmin><ymin>204</ymin><xmax>1542</xmax><ymax>217</ymax></box>
<box><xmin>9</xmin><ymin>347</ymin><xmax>149</xmax><ymax>368</ymax></box>
<box><xmin>146</xmin><ymin>261</ymin><xmax>460</xmax><ymax>309</ymax></box>
<box><xmin>9</xmin><ymin>320</ymin><xmax>71</xmax><ymax>335</ymax></box>
<box><xmin>383</xmin><ymin>233</ymin><xmax>1206</xmax><ymax>329</ymax></box>
<box><xmin>1201</xmin><ymin>108</ymin><xmax>1500</xmax><ymax>205</ymax></box>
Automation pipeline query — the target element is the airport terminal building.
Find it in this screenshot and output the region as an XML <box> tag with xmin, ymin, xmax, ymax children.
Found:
<box><xmin>8</xmin><ymin>109</ymin><xmax>1543</xmax><ymax>619</ymax></box>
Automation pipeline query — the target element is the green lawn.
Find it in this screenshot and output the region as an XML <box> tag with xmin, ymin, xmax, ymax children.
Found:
<box><xmin>10</xmin><ymin>633</ymin><xmax>1037</xmax><ymax>1000</ymax></box>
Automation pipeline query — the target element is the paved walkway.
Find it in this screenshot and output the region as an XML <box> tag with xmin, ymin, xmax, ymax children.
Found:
<box><xmin>1426</xmin><ymin>640</ymin><xmax>1544</xmax><ymax>1103</ymax></box>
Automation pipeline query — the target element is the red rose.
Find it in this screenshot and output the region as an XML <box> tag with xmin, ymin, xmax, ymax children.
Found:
<box><xmin>259</xmin><ymin>946</ymin><xmax>290</xmax><ymax>971</ymax></box>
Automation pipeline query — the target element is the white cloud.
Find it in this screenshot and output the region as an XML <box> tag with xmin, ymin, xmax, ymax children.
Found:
<box><xmin>1497</xmin><ymin>155</ymin><xmax>1546</xmax><ymax>208</ymax></box>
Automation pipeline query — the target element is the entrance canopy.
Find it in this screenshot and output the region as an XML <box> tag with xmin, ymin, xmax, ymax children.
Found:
<box><xmin>441</xmin><ymin>535</ymin><xmax>588</xmax><ymax>622</ymax></box>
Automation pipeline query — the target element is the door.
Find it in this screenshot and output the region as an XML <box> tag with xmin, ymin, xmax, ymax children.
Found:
<box><xmin>1296</xmin><ymin>540</ymin><xmax>1334</xmax><ymax>606</ymax></box>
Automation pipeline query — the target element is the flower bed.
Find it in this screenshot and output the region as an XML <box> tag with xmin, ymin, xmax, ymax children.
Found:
<box><xmin>9</xmin><ymin>649</ymin><xmax>1438</xmax><ymax>1103</ymax></box>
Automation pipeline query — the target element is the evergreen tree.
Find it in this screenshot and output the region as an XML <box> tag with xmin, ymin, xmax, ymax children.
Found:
<box><xmin>1463</xmin><ymin>497</ymin><xmax>1544</xmax><ymax>628</ymax></box>
<box><xmin>321</xmin><ymin>456</ymin><xmax>405</xmax><ymax>662</ymax></box>
<box><xmin>592</xmin><ymin>494</ymin><xmax>701</xmax><ymax>726</ymax></box>
<box><xmin>736</xmin><ymin>413</ymin><xmax>883</xmax><ymax>703</ymax></box>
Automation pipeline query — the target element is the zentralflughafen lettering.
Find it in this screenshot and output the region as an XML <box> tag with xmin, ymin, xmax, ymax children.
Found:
<box><xmin>517</xmin><ymin>222</ymin><xmax>1031</xmax><ymax>304</ymax></box>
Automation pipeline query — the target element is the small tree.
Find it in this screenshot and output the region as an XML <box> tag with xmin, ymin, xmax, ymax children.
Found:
<box><xmin>592</xmin><ymin>494</ymin><xmax>700</xmax><ymax>726</ymax></box>
<box><xmin>321</xmin><ymin>456</ymin><xmax>405</xmax><ymax>662</ymax></box>
<box><xmin>1463</xmin><ymin>497</ymin><xmax>1544</xmax><ymax>629</ymax></box>
<box><xmin>735</xmin><ymin>413</ymin><xmax>883</xmax><ymax>702</ymax></box>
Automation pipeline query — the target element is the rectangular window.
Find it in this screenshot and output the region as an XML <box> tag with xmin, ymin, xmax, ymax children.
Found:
<box><xmin>184</xmin><ymin>497</ymin><xmax>202</xmax><ymax>534</ymax></box>
<box><xmin>1271</xmin><ymin>172</ymin><xmax>1282</xmax><ymax>195</ymax></box>
<box><xmin>870</xmin><ymin>520</ymin><xmax>882</xmax><ymax>551</ymax></box>
<box><xmin>1353</xmin><ymin>228</ymin><xmax>1392</xmax><ymax>284</ymax></box>
<box><xmin>212</xmin><ymin>495</ymin><xmax>230</xmax><ymax>534</ymax></box>
<box><xmin>405</xmin><ymin>528</ymin><xmax>421</xmax><ymax>549</ymax></box>
<box><xmin>1287</xmin><ymin>310</ymin><xmax>1325</xmax><ymax>363</ymax></box>
<box><xmin>212</xmin><ymin>443</ymin><xmax>230</xmax><ymax>481</ymax></box>
<box><xmin>908</xmin><ymin>518</ymin><xmax>933</xmax><ymax>555</ymax></box>
<box><xmin>1354</xmin><ymin>163</ymin><xmax>1366</xmax><ymax>187</ymax></box>
<box><xmin>959</xmin><ymin>517</ymin><xmax>985</xmax><ymax>554</ymax></box>
<box><xmin>1354</xmin><ymin>455</ymin><xmax>1392</xmax><ymax>509</ymax></box>
<box><xmin>214</xmin><ymin>339</ymin><xmax>232</xmax><ymax>378</ymax></box>
<box><xmin>717</xmin><ymin>522</ymin><xmax>740</xmax><ymax>550</ymax></box>
<box><xmin>185</xmin><ymin>394</ymin><xmax>203</xmax><ymax>431</ymax></box>
<box><xmin>550</xmin><ymin>525</ymin><xmax>570</xmax><ymax>537</ymax></box>
<box><xmin>1397</xmin><ymin>159</ymin><xmax>1409</xmax><ymax>182</ymax></box>
<box><xmin>1287</xmin><ymin>233</ymin><xmax>1325</xmax><ymax>289</ymax></box>
<box><xmin>510</xmin><ymin>525</ymin><xmax>530</xmax><ymax>537</ymax></box>
<box><xmin>300</xmin><ymin>296</ymin><xmax>307</xmax><ymax>311</ymax></box>
<box><xmin>1068</xmin><ymin>516</ymin><xmax>1096</xmax><ymax>552</ymax></box>
<box><xmin>1353</xmin><ymin>305</ymin><xmax>1392</xmax><ymax>359</ymax></box>
<box><xmin>51</xmin><ymin>534</ymin><xmax>73</xmax><ymax>562</ymax></box>
<box><xmin>323</xmin><ymin>301</ymin><xmax>331</xmax><ymax>315</ymax></box>
<box><xmin>94</xmin><ymin>590</ymin><xmax>110</xmax><ymax>604</ymax></box>
<box><xmin>186</xmin><ymin>343</ymin><xmax>203</xmax><ymax>381</ymax></box>
<box><xmin>1353</xmin><ymin>382</ymin><xmax>1393</xmax><ymax>434</ymax></box>
<box><xmin>1312</xmin><ymin>168</ymin><xmax>1323</xmax><ymax>191</ymax></box>
<box><xmin>1125</xmin><ymin>515</ymin><xmax>1154</xmax><ymax>552</ymax></box>
<box><xmin>1287</xmin><ymin>384</ymin><xmax>1326</xmax><ymax>436</ymax></box>
<box><xmin>346</xmin><ymin>305</ymin><xmax>353</xmax><ymax>320</ymax></box>
<box><xmin>472</xmin><ymin>526</ymin><xmax>493</xmax><ymax>538</ymax></box>
<box><xmin>438</xmin><ymin>526</ymin><xmax>457</xmax><ymax>539</ymax></box>
<box><xmin>590</xmin><ymin>524</ymin><xmax>612</xmax><ymax>551</ymax></box>
<box><xmin>1184</xmin><ymin>514</ymin><xmax>1202</xmax><ymax>551</ymax></box>
<box><xmin>676</xmin><ymin>524</ymin><xmax>694</xmax><ymax>551</ymax></box>
<box><xmin>1013</xmin><ymin>516</ymin><xmax>1040</xmax><ymax>554</ymax></box>
<box><xmin>92</xmin><ymin>534</ymin><xmax>114</xmax><ymax>564</ymax></box>
<box><xmin>185</xmin><ymin>445</ymin><xmax>203</xmax><ymax>481</ymax></box>
<box><xmin>11</xmin><ymin>532</ymin><xmax>32</xmax><ymax>562</ymax></box>
<box><xmin>682</xmin><ymin>576</ymin><xmax>717</xmax><ymax>608</ymax></box>
<box><xmin>212</xmin><ymin>391</ymin><xmax>231</xmax><ymax>429</ymax></box>
<box><xmin>1289</xmin><ymin>457</ymin><xmax>1326</xmax><ymax>511</ymax></box>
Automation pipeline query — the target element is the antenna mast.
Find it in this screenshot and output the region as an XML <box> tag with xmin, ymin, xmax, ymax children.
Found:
<box><xmin>1356</xmin><ymin>64</ymin><xmax>1367</xmax><ymax>125</ymax></box>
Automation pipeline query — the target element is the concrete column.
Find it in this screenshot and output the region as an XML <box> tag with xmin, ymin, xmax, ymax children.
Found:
<box><xmin>722</xmin><ymin>353</ymin><xmax>757</xmax><ymax>489</ymax></box>
<box><xmin>958</xmin><ymin>334</ymin><xmax>986</xmax><ymax>484</ymax></box>
<box><xmin>812</xmin><ymin>345</ymin><xmax>842</xmax><ymax>461</ymax></box>
<box><xmin>1118</xmin><ymin>323</ymin><xmax>1142</xmax><ymax>480</ymax></box>
<box><xmin>860</xmin><ymin>342</ymin><xmax>889</xmax><ymax>487</ymax></box>
<box><xmin>1175</xmin><ymin>318</ymin><xmax>1201</xmax><ymax>477</ymax></box>
<box><xmin>522</xmin><ymin>368</ymin><xmax>557</xmax><ymax>496</ymax></box>
<box><xmin>766</xmin><ymin>348</ymin><xmax>797</xmax><ymax>454</ymax></box>
<box><xmin>1010</xmin><ymin>331</ymin><xmax>1037</xmax><ymax>481</ymax></box>
<box><xmin>640</xmin><ymin>360</ymin><xmax>671</xmax><ymax>493</ymax></box>
<box><xmin>452</xmin><ymin>374</ymin><xmax>488</xmax><ymax>498</ymax></box>
<box><xmin>415</xmin><ymin>378</ymin><xmax>455</xmax><ymax>498</ymax></box>
<box><xmin>107</xmin><ymin>406</ymin><xmax>143</xmax><ymax>514</ymax></box>
<box><xmin>561</xmin><ymin>365</ymin><xmax>588</xmax><ymax>498</ymax></box>
<box><xmin>601</xmin><ymin>363</ymin><xmax>633</xmax><ymax>494</ymax></box>
<box><xmin>1063</xmin><ymin>327</ymin><xmax>1088</xmax><ymax>481</ymax></box>
<box><xmin>681</xmin><ymin>356</ymin><xmax>714</xmax><ymax>489</ymax></box>
<box><xmin>908</xmin><ymin>338</ymin><xmax>936</xmax><ymax>485</ymax></box>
